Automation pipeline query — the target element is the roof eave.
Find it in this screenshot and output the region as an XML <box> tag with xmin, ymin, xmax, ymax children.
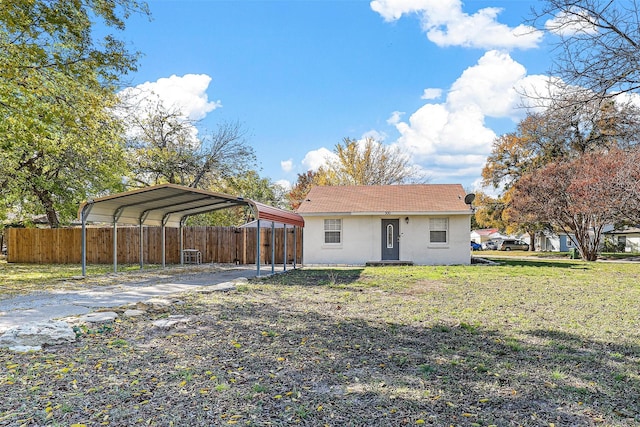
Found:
<box><xmin>299</xmin><ymin>210</ymin><xmax>473</xmax><ymax>217</ymax></box>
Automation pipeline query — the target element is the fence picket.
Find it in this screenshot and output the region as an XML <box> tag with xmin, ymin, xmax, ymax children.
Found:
<box><xmin>5</xmin><ymin>226</ymin><xmax>302</xmax><ymax>265</ymax></box>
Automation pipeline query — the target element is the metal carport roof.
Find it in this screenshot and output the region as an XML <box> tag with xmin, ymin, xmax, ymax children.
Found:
<box><xmin>78</xmin><ymin>183</ymin><xmax>304</xmax><ymax>228</ymax></box>
<box><xmin>77</xmin><ymin>184</ymin><xmax>304</xmax><ymax>275</ymax></box>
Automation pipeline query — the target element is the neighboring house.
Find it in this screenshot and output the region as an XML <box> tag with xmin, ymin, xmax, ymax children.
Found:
<box><xmin>604</xmin><ymin>227</ymin><xmax>640</xmax><ymax>253</ymax></box>
<box><xmin>537</xmin><ymin>231</ymin><xmax>575</xmax><ymax>252</ymax></box>
<box><xmin>537</xmin><ymin>224</ymin><xmax>615</xmax><ymax>253</ymax></box>
<box><xmin>296</xmin><ymin>184</ymin><xmax>474</xmax><ymax>265</ymax></box>
<box><xmin>470</xmin><ymin>228</ymin><xmax>499</xmax><ymax>244</ymax></box>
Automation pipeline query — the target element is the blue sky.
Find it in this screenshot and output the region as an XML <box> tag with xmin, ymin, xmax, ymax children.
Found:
<box><xmin>116</xmin><ymin>0</ymin><xmax>559</xmax><ymax>192</ymax></box>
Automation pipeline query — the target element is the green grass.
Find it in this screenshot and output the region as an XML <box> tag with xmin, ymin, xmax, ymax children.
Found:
<box><xmin>1</xmin><ymin>259</ymin><xmax>639</xmax><ymax>426</ymax></box>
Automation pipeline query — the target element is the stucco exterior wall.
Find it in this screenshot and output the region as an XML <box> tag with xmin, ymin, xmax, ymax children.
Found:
<box><xmin>302</xmin><ymin>214</ymin><xmax>471</xmax><ymax>266</ymax></box>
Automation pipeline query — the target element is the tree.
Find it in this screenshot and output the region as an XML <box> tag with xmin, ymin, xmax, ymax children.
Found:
<box><xmin>534</xmin><ymin>0</ymin><xmax>640</xmax><ymax>103</ymax></box>
<box><xmin>286</xmin><ymin>138</ymin><xmax>425</xmax><ymax>210</ymax></box>
<box><xmin>482</xmin><ymin>98</ymin><xmax>640</xmax><ymax>250</ymax></box>
<box><xmin>124</xmin><ymin>100</ymin><xmax>256</xmax><ymax>189</ymax></box>
<box><xmin>320</xmin><ymin>137</ymin><xmax>420</xmax><ymax>186</ymax></box>
<box><xmin>0</xmin><ymin>0</ymin><xmax>149</xmax><ymax>227</ymax></box>
<box><xmin>509</xmin><ymin>148</ymin><xmax>640</xmax><ymax>260</ymax></box>
<box><xmin>483</xmin><ymin>99</ymin><xmax>640</xmax><ymax>191</ymax></box>
<box><xmin>287</xmin><ymin>170</ymin><xmax>319</xmax><ymax>210</ymax></box>
<box><xmin>472</xmin><ymin>190</ymin><xmax>547</xmax><ymax>251</ymax></box>
<box><xmin>188</xmin><ymin>171</ymin><xmax>284</xmax><ymax>226</ymax></box>
<box><xmin>473</xmin><ymin>192</ymin><xmax>508</xmax><ymax>231</ymax></box>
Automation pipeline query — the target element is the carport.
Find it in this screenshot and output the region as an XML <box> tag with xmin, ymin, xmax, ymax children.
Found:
<box><xmin>78</xmin><ymin>184</ymin><xmax>304</xmax><ymax>276</ymax></box>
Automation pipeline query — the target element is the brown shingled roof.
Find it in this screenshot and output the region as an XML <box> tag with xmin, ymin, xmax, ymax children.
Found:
<box><xmin>296</xmin><ymin>184</ymin><xmax>471</xmax><ymax>214</ymax></box>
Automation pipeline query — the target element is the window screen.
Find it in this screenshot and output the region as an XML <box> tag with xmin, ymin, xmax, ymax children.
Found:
<box><xmin>324</xmin><ymin>219</ymin><xmax>342</xmax><ymax>244</ymax></box>
<box><xmin>429</xmin><ymin>218</ymin><xmax>448</xmax><ymax>243</ymax></box>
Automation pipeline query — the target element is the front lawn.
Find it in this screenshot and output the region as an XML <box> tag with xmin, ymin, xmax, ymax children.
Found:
<box><xmin>1</xmin><ymin>260</ymin><xmax>639</xmax><ymax>426</ymax></box>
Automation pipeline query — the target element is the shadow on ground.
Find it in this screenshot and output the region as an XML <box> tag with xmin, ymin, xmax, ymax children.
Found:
<box><xmin>0</xmin><ymin>268</ymin><xmax>637</xmax><ymax>426</ymax></box>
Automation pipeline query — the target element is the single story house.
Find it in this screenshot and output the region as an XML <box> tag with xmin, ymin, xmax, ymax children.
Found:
<box><xmin>536</xmin><ymin>230</ymin><xmax>575</xmax><ymax>252</ymax></box>
<box><xmin>603</xmin><ymin>227</ymin><xmax>640</xmax><ymax>252</ymax></box>
<box><xmin>470</xmin><ymin>228</ymin><xmax>499</xmax><ymax>244</ymax></box>
<box><xmin>296</xmin><ymin>184</ymin><xmax>474</xmax><ymax>265</ymax></box>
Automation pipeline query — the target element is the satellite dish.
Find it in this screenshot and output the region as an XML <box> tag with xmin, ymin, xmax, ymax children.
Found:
<box><xmin>464</xmin><ymin>193</ymin><xmax>476</xmax><ymax>205</ymax></box>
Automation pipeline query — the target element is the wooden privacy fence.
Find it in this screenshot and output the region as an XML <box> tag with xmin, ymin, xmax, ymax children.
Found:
<box><xmin>6</xmin><ymin>226</ymin><xmax>303</xmax><ymax>265</ymax></box>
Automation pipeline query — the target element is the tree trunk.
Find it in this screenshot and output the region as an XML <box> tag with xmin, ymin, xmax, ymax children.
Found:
<box><xmin>35</xmin><ymin>189</ymin><xmax>60</xmax><ymax>228</ymax></box>
<box><xmin>528</xmin><ymin>231</ymin><xmax>536</xmax><ymax>251</ymax></box>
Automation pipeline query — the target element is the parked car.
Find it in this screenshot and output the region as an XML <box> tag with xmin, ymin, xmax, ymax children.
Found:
<box><xmin>498</xmin><ymin>239</ymin><xmax>529</xmax><ymax>251</ymax></box>
<box><xmin>482</xmin><ymin>240</ymin><xmax>498</xmax><ymax>250</ymax></box>
<box><xmin>470</xmin><ymin>241</ymin><xmax>482</xmax><ymax>251</ymax></box>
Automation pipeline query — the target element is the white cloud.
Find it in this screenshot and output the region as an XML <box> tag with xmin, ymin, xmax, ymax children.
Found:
<box><xmin>301</xmin><ymin>147</ymin><xmax>336</xmax><ymax>171</ymax></box>
<box><xmin>615</xmin><ymin>92</ymin><xmax>640</xmax><ymax>109</ymax></box>
<box><xmin>448</xmin><ymin>50</ymin><xmax>527</xmax><ymax>119</ymax></box>
<box><xmin>545</xmin><ymin>8</ymin><xmax>598</xmax><ymax>37</ymax></box>
<box><xmin>275</xmin><ymin>179</ymin><xmax>291</xmax><ymax>191</ymax></box>
<box><xmin>120</xmin><ymin>74</ymin><xmax>221</xmax><ymax>121</ymax></box>
<box><xmin>421</xmin><ymin>88</ymin><xmax>442</xmax><ymax>100</ymax></box>
<box><xmin>361</xmin><ymin>129</ymin><xmax>387</xmax><ymax>142</ymax></box>
<box><xmin>280</xmin><ymin>158</ymin><xmax>293</xmax><ymax>173</ymax></box>
<box><xmin>387</xmin><ymin>111</ymin><xmax>404</xmax><ymax>125</ymax></box>
<box><xmin>370</xmin><ymin>0</ymin><xmax>542</xmax><ymax>50</ymax></box>
<box><xmin>389</xmin><ymin>50</ymin><xmax>553</xmax><ymax>184</ymax></box>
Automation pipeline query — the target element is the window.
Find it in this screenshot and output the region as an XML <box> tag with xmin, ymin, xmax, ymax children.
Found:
<box><xmin>429</xmin><ymin>218</ymin><xmax>448</xmax><ymax>243</ymax></box>
<box><xmin>324</xmin><ymin>219</ymin><xmax>342</xmax><ymax>244</ymax></box>
<box><xmin>386</xmin><ymin>224</ymin><xmax>394</xmax><ymax>249</ymax></box>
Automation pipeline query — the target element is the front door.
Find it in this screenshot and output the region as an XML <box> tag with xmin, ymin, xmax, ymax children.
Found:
<box><xmin>381</xmin><ymin>219</ymin><xmax>400</xmax><ymax>260</ymax></box>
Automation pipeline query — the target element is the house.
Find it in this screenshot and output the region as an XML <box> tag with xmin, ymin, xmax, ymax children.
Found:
<box><xmin>296</xmin><ymin>184</ymin><xmax>474</xmax><ymax>265</ymax></box>
<box><xmin>536</xmin><ymin>230</ymin><xmax>575</xmax><ymax>252</ymax></box>
<box><xmin>470</xmin><ymin>228</ymin><xmax>510</xmax><ymax>248</ymax></box>
<box><xmin>470</xmin><ymin>228</ymin><xmax>499</xmax><ymax>245</ymax></box>
<box><xmin>603</xmin><ymin>227</ymin><xmax>640</xmax><ymax>253</ymax></box>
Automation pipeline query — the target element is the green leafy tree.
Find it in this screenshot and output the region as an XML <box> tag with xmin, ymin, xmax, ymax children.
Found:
<box><xmin>188</xmin><ymin>171</ymin><xmax>285</xmax><ymax>226</ymax></box>
<box><xmin>0</xmin><ymin>0</ymin><xmax>149</xmax><ymax>227</ymax></box>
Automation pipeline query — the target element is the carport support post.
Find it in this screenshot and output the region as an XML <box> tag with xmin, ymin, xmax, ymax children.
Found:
<box><xmin>179</xmin><ymin>219</ymin><xmax>185</xmax><ymax>265</ymax></box>
<box><xmin>283</xmin><ymin>224</ymin><xmax>287</xmax><ymax>272</ymax></box>
<box><xmin>80</xmin><ymin>203</ymin><xmax>93</xmax><ymax>277</ymax></box>
<box><xmin>255</xmin><ymin>219</ymin><xmax>261</xmax><ymax>276</ymax></box>
<box><xmin>113</xmin><ymin>218</ymin><xmax>118</xmax><ymax>273</ymax></box>
<box><xmin>271</xmin><ymin>221</ymin><xmax>275</xmax><ymax>274</ymax></box>
<box><xmin>293</xmin><ymin>226</ymin><xmax>297</xmax><ymax>269</ymax></box>
<box><xmin>139</xmin><ymin>219</ymin><xmax>144</xmax><ymax>270</ymax></box>
<box><xmin>161</xmin><ymin>222</ymin><xmax>166</xmax><ymax>269</ymax></box>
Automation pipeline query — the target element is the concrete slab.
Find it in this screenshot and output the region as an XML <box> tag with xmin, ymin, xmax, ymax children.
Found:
<box><xmin>0</xmin><ymin>266</ymin><xmax>267</xmax><ymax>334</ymax></box>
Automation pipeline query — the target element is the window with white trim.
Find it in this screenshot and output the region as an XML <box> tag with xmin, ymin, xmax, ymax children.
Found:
<box><xmin>429</xmin><ymin>218</ymin><xmax>448</xmax><ymax>243</ymax></box>
<box><xmin>324</xmin><ymin>219</ymin><xmax>342</xmax><ymax>244</ymax></box>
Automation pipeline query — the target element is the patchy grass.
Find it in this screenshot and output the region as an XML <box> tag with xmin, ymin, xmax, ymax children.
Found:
<box><xmin>0</xmin><ymin>261</ymin><xmax>231</xmax><ymax>300</ymax></box>
<box><xmin>1</xmin><ymin>261</ymin><xmax>639</xmax><ymax>426</ymax></box>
